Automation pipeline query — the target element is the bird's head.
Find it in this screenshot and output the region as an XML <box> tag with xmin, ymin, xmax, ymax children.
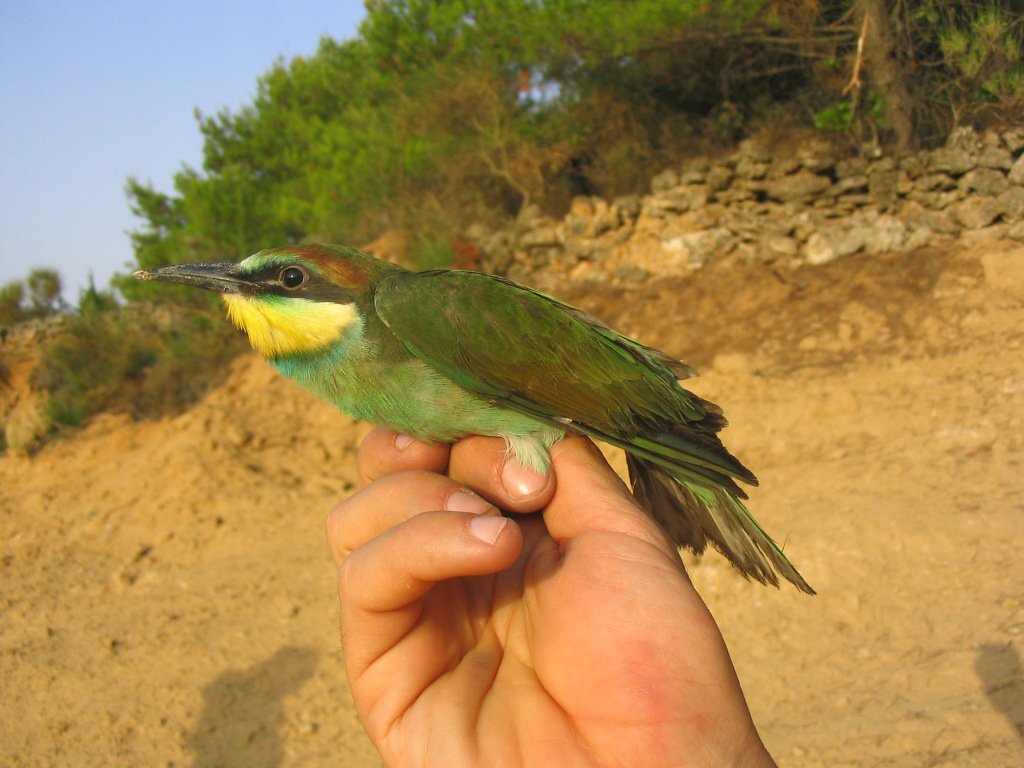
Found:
<box><xmin>134</xmin><ymin>244</ymin><xmax>397</xmax><ymax>358</ymax></box>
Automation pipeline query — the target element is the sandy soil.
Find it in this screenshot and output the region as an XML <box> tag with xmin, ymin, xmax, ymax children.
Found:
<box><xmin>2</xmin><ymin>239</ymin><xmax>1023</xmax><ymax>767</ymax></box>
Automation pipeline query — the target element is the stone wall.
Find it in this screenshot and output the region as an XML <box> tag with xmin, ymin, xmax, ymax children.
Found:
<box><xmin>479</xmin><ymin>126</ymin><xmax>1024</xmax><ymax>287</ymax></box>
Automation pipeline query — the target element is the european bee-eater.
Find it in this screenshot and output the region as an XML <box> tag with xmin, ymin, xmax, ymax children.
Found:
<box><xmin>135</xmin><ymin>243</ymin><xmax>813</xmax><ymax>593</ymax></box>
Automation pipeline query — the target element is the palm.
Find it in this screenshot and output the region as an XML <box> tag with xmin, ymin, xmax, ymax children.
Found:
<box><xmin>355</xmin><ymin>518</ymin><xmax>754</xmax><ymax>767</ymax></box>
<box><xmin>332</xmin><ymin>433</ymin><xmax>773</xmax><ymax>768</ymax></box>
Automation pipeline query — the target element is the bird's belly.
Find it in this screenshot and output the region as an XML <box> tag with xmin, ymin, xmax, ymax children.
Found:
<box><xmin>348</xmin><ymin>374</ymin><xmax>543</xmax><ymax>442</ymax></box>
<box><xmin>275</xmin><ymin>352</ymin><xmax>558</xmax><ymax>445</ymax></box>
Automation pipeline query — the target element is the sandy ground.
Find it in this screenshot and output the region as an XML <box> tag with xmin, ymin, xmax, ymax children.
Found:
<box><xmin>1</xmin><ymin>239</ymin><xmax>1023</xmax><ymax>767</ymax></box>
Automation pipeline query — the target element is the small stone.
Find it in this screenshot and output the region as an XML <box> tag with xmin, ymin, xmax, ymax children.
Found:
<box><xmin>833</xmin><ymin>174</ymin><xmax>869</xmax><ymax>194</ymax></box>
<box><xmin>611</xmin><ymin>195</ymin><xmax>641</xmax><ymax>221</ymax></box>
<box><xmin>1008</xmin><ymin>154</ymin><xmax>1024</xmax><ymax>185</ymax></box>
<box><xmin>905</xmin><ymin>225</ymin><xmax>934</xmax><ymax>250</ymax></box>
<box><xmin>734</xmin><ymin>155</ymin><xmax>769</xmax><ymax>180</ymax></box>
<box><xmin>835</xmin><ymin>157</ymin><xmax>868</xmax><ymax>178</ymax></box>
<box><xmin>868</xmin><ymin>169</ymin><xmax>901</xmax><ymax>208</ymax></box>
<box><xmin>519</xmin><ymin>223</ymin><xmax>560</xmax><ymax>249</ymax></box>
<box><xmin>804</xmin><ymin>226</ymin><xmax>865</xmax><ymax>265</ymax></box>
<box><xmin>737</xmin><ymin>137</ymin><xmax>771</xmax><ymax>162</ymax></box>
<box><xmin>860</xmin><ymin>214</ymin><xmax>907</xmax><ymax>253</ymax></box>
<box><xmin>1002</xmin><ymin>128</ymin><xmax>1024</xmax><ymax>154</ymax></box>
<box><xmin>929</xmin><ymin>147</ymin><xmax>976</xmax><ymax>176</ymax></box>
<box><xmin>568</xmin><ymin>195</ymin><xmax>595</xmax><ymax>219</ymax></box>
<box><xmin>763</xmin><ymin>171</ymin><xmax>832</xmax><ymax>202</ymax></box>
<box><xmin>951</xmin><ymin>196</ymin><xmax>1005</xmax><ymax>229</ymax></box>
<box><xmin>705</xmin><ymin>165</ymin><xmax>734</xmax><ymax>192</ymax></box>
<box><xmin>978</xmin><ymin>144</ymin><xmax>1014</xmax><ymax>170</ymax></box>
<box><xmin>914</xmin><ymin>173</ymin><xmax>957</xmax><ymax>192</ymax></box>
<box><xmin>960</xmin><ymin>223</ymin><xmax>1008</xmax><ymax>244</ymax></box>
<box><xmin>763</xmin><ymin>234</ymin><xmax>799</xmax><ymax>257</ymax></box>
<box><xmin>947</xmin><ymin>125</ymin><xmax>981</xmax><ymax>152</ymax></box>
<box><xmin>651</xmin><ymin>169</ymin><xmax>679</xmax><ymax>193</ymax></box>
<box><xmin>999</xmin><ymin>186</ymin><xmax>1024</xmax><ymax>221</ymax></box>
<box><xmin>958</xmin><ymin>168</ymin><xmax>1010</xmax><ymax>197</ymax></box>
<box><xmin>797</xmin><ymin>138</ymin><xmax>839</xmax><ymax>173</ymax></box>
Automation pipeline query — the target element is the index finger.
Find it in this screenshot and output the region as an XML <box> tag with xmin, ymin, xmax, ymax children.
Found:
<box><xmin>356</xmin><ymin>427</ymin><xmax>451</xmax><ymax>485</ymax></box>
<box><xmin>326</xmin><ymin>469</ymin><xmax>496</xmax><ymax>563</ymax></box>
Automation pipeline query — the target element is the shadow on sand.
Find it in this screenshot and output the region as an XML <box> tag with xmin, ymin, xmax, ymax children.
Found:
<box><xmin>186</xmin><ymin>645</ymin><xmax>319</xmax><ymax>768</ymax></box>
<box><xmin>975</xmin><ymin>642</ymin><xmax>1024</xmax><ymax>745</ymax></box>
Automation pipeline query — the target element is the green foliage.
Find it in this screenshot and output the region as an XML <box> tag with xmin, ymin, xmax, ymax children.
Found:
<box><xmin>32</xmin><ymin>304</ymin><xmax>246</xmax><ymax>429</ymax></box>
<box><xmin>814</xmin><ymin>91</ymin><xmax>885</xmax><ymax>133</ymax></box>
<box><xmin>0</xmin><ymin>269</ymin><xmax>65</xmax><ymax>325</ymax></box>
<box><xmin>125</xmin><ymin>0</ymin><xmax>827</xmax><ymax>271</ymax></box>
<box><xmin>814</xmin><ymin>100</ymin><xmax>855</xmax><ymax>133</ymax></box>
<box><xmin>939</xmin><ymin>5</ymin><xmax>1024</xmax><ymax>107</ymax></box>
<box><xmin>0</xmin><ymin>281</ymin><xmax>27</xmax><ymax>326</ymax></box>
<box><xmin>892</xmin><ymin>1</ymin><xmax>1024</xmax><ymax>138</ymax></box>
<box><xmin>27</xmin><ymin>269</ymin><xmax>64</xmax><ymax>314</ymax></box>
<box><xmin>118</xmin><ymin>0</ymin><xmax>1024</xmax><ymax>281</ymax></box>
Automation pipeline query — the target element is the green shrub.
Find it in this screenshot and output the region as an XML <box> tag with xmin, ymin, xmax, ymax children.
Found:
<box><xmin>31</xmin><ymin>304</ymin><xmax>246</xmax><ymax>430</ymax></box>
<box><xmin>940</xmin><ymin>5</ymin><xmax>1024</xmax><ymax>116</ymax></box>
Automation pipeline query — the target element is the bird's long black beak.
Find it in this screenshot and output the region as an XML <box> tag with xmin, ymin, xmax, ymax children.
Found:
<box><xmin>132</xmin><ymin>262</ymin><xmax>252</xmax><ymax>295</ymax></box>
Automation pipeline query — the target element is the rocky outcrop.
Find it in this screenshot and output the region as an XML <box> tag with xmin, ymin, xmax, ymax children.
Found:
<box><xmin>477</xmin><ymin>126</ymin><xmax>1024</xmax><ymax>287</ymax></box>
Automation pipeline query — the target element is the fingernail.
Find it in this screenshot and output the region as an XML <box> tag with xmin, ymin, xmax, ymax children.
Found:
<box><xmin>469</xmin><ymin>515</ymin><xmax>508</xmax><ymax>545</ymax></box>
<box><xmin>394</xmin><ymin>433</ymin><xmax>415</xmax><ymax>450</ymax></box>
<box><xmin>446</xmin><ymin>489</ymin><xmax>494</xmax><ymax>515</ymax></box>
<box><xmin>501</xmin><ymin>459</ymin><xmax>548</xmax><ymax>498</ymax></box>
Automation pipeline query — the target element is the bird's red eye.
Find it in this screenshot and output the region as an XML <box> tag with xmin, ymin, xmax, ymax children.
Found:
<box><xmin>281</xmin><ymin>266</ymin><xmax>306</xmax><ymax>289</ymax></box>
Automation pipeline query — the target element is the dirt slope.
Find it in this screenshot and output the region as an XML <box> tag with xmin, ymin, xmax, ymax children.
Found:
<box><xmin>2</xmin><ymin>239</ymin><xmax>1023</xmax><ymax>767</ymax></box>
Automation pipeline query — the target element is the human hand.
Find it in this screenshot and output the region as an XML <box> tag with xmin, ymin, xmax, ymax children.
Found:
<box><xmin>326</xmin><ymin>428</ymin><xmax>776</xmax><ymax>767</ymax></box>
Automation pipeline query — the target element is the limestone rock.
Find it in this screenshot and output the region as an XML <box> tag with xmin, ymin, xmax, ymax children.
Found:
<box><xmin>804</xmin><ymin>226</ymin><xmax>866</xmax><ymax>265</ymax></box>
<box><xmin>734</xmin><ymin>155</ymin><xmax>770</xmax><ymax>180</ymax></box>
<box><xmin>651</xmin><ymin>169</ymin><xmax>679</xmax><ymax>193</ymax></box>
<box><xmin>915</xmin><ymin>173</ymin><xmax>957</xmax><ymax>192</ymax></box>
<box><xmin>1008</xmin><ymin>154</ymin><xmax>1024</xmax><ymax>185</ymax></box>
<box><xmin>646</xmin><ymin>185</ymin><xmax>710</xmax><ymax>215</ymax></box>
<box><xmin>978</xmin><ymin>144</ymin><xmax>1014</xmax><ymax>170</ymax></box>
<box><xmin>706</xmin><ymin>165</ymin><xmax>734</xmax><ymax>192</ymax></box>
<box><xmin>860</xmin><ymin>213</ymin><xmax>907</xmax><ymax>253</ymax></box>
<box><xmin>929</xmin><ymin>147</ymin><xmax>976</xmax><ymax>176</ymax></box>
<box><xmin>762</xmin><ymin>234</ymin><xmax>799</xmax><ymax>258</ymax></box>
<box><xmin>1003</xmin><ymin>128</ymin><xmax>1024</xmax><ymax>154</ymax></box>
<box><xmin>833</xmin><ymin>174</ymin><xmax>869</xmax><ymax>195</ymax></box>
<box><xmin>958</xmin><ymin>168</ymin><xmax>1010</xmax><ymax>197</ymax></box>
<box><xmin>519</xmin><ymin>222</ymin><xmax>561</xmax><ymax>249</ymax></box>
<box><xmin>868</xmin><ymin>169</ymin><xmax>901</xmax><ymax>209</ymax></box>
<box><xmin>998</xmin><ymin>187</ymin><xmax>1024</xmax><ymax>221</ymax></box>
<box><xmin>951</xmin><ymin>197</ymin><xmax>1005</xmax><ymax>229</ymax></box>
<box><xmin>612</xmin><ymin>195</ymin><xmax>641</xmax><ymax>222</ymax></box>
<box><xmin>762</xmin><ymin>171</ymin><xmax>832</xmax><ymax>203</ymax></box>
<box><xmin>797</xmin><ymin>138</ymin><xmax>840</xmax><ymax>173</ymax></box>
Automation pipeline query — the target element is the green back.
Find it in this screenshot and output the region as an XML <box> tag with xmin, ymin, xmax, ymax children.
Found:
<box><xmin>374</xmin><ymin>270</ymin><xmax>707</xmax><ymax>435</ymax></box>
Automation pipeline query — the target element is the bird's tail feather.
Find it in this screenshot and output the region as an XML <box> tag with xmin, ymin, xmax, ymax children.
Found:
<box><xmin>627</xmin><ymin>454</ymin><xmax>815</xmax><ymax>594</ymax></box>
<box><xmin>517</xmin><ymin>406</ymin><xmax>814</xmax><ymax>593</ymax></box>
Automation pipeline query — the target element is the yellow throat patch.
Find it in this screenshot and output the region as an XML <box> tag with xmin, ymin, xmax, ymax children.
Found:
<box><xmin>222</xmin><ymin>294</ymin><xmax>359</xmax><ymax>357</ymax></box>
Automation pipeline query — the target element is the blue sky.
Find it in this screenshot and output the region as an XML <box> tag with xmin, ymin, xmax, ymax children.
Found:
<box><xmin>0</xmin><ymin>1</ymin><xmax>365</xmax><ymax>302</ymax></box>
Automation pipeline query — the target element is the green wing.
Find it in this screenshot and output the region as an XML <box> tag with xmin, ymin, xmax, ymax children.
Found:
<box><xmin>374</xmin><ymin>269</ymin><xmax>752</xmax><ymax>483</ymax></box>
<box><xmin>375</xmin><ymin>270</ymin><xmax>702</xmax><ymax>429</ymax></box>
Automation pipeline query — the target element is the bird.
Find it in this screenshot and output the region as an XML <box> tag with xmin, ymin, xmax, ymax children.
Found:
<box><xmin>135</xmin><ymin>243</ymin><xmax>813</xmax><ymax>593</ymax></box>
